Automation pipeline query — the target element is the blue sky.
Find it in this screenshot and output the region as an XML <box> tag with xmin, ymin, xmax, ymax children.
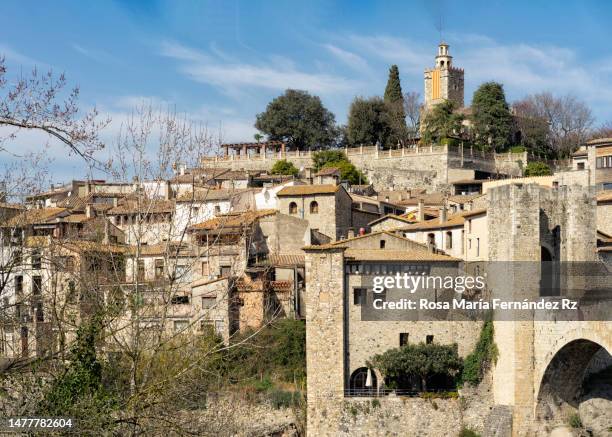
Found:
<box><xmin>1</xmin><ymin>0</ymin><xmax>612</xmax><ymax>182</ymax></box>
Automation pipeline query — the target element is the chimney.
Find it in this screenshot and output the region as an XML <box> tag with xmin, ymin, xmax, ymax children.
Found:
<box><xmin>165</xmin><ymin>180</ymin><xmax>174</xmax><ymax>200</ymax></box>
<box><xmin>417</xmin><ymin>198</ymin><xmax>425</xmax><ymax>222</ymax></box>
<box><xmin>439</xmin><ymin>205</ymin><xmax>447</xmax><ymax>224</ymax></box>
<box><xmin>347</xmin><ymin>228</ymin><xmax>355</xmax><ymax>239</ymax></box>
<box><xmin>85</xmin><ymin>203</ymin><xmax>95</xmax><ymax>219</ymax></box>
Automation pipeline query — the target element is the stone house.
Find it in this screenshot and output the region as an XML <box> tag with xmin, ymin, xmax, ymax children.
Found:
<box><xmin>570</xmin><ymin>137</ymin><xmax>612</xmax><ymax>189</ymax></box>
<box><xmin>597</xmin><ymin>190</ymin><xmax>612</xmax><ymax>236</ymax></box>
<box><xmin>187</xmin><ymin>209</ymin><xmax>309</xmax><ymax>335</ymax></box>
<box><xmin>276</xmin><ymin>184</ymin><xmax>353</xmax><ymax>240</ymax></box>
<box><xmin>107</xmin><ymin>197</ymin><xmax>175</xmax><ymax>245</ymax></box>
<box><xmin>400</xmin><ymin>208</ymin><xmax>469</xmax><ymax>259</ymax></box>
<box><xmin>302</xmin><ymin>234</ymin><xmax>482</xmax><ymax>435</ymax></box>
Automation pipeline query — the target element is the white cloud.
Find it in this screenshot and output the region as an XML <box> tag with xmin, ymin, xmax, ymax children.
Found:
<box><xmin>71</xmin><ymin>43</ymin><xmax>118</xmax><ymax>64</ymax></box>
<box><xmin>323</xmin><ymin>44</ymin><xmax>369</xmax><ymax>71</ymax></box>
<box><xmin>160</xmin><ymin>40</ymin><xmax>362</xmax><ymax>95</ymax></box>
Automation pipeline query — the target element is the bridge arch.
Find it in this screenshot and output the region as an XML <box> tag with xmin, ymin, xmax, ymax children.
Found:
<box><xmin>535</xmin><ymin>335</ymin><xmax>612</xmax><ymax>422</ymax></box>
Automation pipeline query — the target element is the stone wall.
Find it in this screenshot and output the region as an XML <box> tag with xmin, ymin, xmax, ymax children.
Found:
<box><xmin>200</xmin><ymin>147</ymin><xmax>526</xmax><ymax>191</ymax></box>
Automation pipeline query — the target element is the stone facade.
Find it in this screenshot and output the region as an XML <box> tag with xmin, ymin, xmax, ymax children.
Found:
<box><xmin>424</xmin><ymin>43</ymin><xmax>465</xmax><ymax>109</ymax></box>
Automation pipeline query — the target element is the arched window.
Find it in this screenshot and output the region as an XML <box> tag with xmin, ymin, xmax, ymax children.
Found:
<box><xmin>289</xmin><ymin>202</ymin><xmax>298</xmax><ymax>215</ymax></box>
<box><xmin>349</xmin><ymin>367</ymin><xmax>377</xmax><ymax>395</ymax></box>
<box><xmin>310</xmin><ymin>201</ymin><xmax>319</xmax><ymax>214</ymax></box>
<box><xmin>445</xmin><ymin>231</ymin><xmax>453</xmax><ymax>249</ymax></box>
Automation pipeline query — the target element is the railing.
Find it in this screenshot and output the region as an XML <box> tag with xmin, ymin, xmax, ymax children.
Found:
<box><xmin>344</xmin><ymin>388</ymin><xmax>457</xmax><ymax>398</ymax></box>
<box><xmin>199</xmin><ymin>144</ymin><xmax>527</xmax><ymax>165</ymax></box>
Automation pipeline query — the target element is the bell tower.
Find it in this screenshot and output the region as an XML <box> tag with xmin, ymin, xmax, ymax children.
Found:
<box><xmin>424</xmin><ymin>42</ymin><xmax>464</xmax><ymax>110</ymax></box>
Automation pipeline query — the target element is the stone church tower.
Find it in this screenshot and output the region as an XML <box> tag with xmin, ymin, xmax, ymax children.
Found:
<box><xmin>424</xmin><ymin>42</ymin><xmax>464</xmax><ymax>109</ymax></box>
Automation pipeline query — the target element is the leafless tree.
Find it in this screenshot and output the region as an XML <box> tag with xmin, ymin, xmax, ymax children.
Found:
<box><xmin>403</xmin><ymin>91</ymin><xmax>422</xmax><ymax>139</ymax></box>
<box><xmin>512</xmin><ymin>92</ymin><xmax>594</xmax><ymax>157</ymax></box>
<box><xmin>0</xmin><ymin>57</ymin><xmax>109</xmax><ymax>163</ymax></box>
<box><xmin>590</xmin><ymin>120</ymin><xmax>612</xmax><ymax>139</ymax></box>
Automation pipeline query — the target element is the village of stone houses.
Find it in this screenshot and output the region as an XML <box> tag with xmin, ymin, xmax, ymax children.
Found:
<box><xmin>0</xmin><ymin>35</ymin><xmax>611</xmax><ymax>437</ymax></box>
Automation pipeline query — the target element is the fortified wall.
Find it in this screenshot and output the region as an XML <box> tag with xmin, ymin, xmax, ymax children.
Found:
<box><xmin>200</xmin><ymin>144</ymin><xmax>527</xmax><ymax>191</ymax></box>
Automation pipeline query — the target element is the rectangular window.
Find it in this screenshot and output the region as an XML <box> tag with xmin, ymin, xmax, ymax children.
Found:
<box><xmin>171</xmin><ymin>295</ymin><xmax>189</xmax><ymax>305</ymax></box>
<box><xmin>137</xmin><ymin>260</ymin><xmax>145</xmax><ymax>281</ymax></box>
<box><xmin>35</xmin><ymin>302</ymin><xmax>44</xmax><ymax>322</ymax></box>
<box><xmin>467</xmin><ymin>219</ymin><xmax>472</xmax><ymax>233</ymax></box>
<box><xmin>32</xmin><ymin>276</ymin><xmax>42</xmax><ymax>295</ymax></box>
<box><xmin>201</xmin><ymin>261</ymin><xmax>209</xmax><ymax>276</ymax></box>
<box><xmin>400</xmin><ymin>333</ymin><xmax>409</xmax><ymax>347</ymax></box>
<box><xmin>426</xmin><ymin>335</ymin><xmax>434</xmax><ymax>344</ymax></box>
<box><xmin>154</xmin><ymin>259</ymin><xmax>164</xmax><ymax>279</ymax></box>
<box><xmin>353</xmin><ymin>288</ymin><xmax>367</xmax><ymax>305</ymax></box>
<box><xmin>202</xmin><ymin>296</ymin><xmax>216</xmax><ymax>309</ymax></box>
<box><xmin>577</xmin><ymin>162</ymin><xmax>585</xmax><ymax>170</ymax></box>
<box><xmin>476</xmin><ymin>238</ymin><xmax>480</xmax><ymax>257</ymax></box>
<box><xmin>15</xmin><ymin>275</ymin><xmax>23</xmax><ymax>294</ymax></box>
<box><xmin>200</xmin><ymin>319</ymin><xmax>214</xmax><ymax>333</ymax></box>
<box><xmin>31</xmin><ymin>249</ymin><xmax>41</xmax><ymax>270</ymax></box>
<box><xmin>173</xmin><ymin>320</ymin><xmax>189</xmax><ymax>332</ymax></box>
<box><xmin>13</xmin><ymin>250</ymin><xmax>22</xmax><ymax>266</ymax></box>
<box><xmin>220</xmin><ymin>265</ymin><xmax>231</xmax><ymax>277</ymax></box>
<box><xmin>214</xmin><ymin>320</ymin><xmax>224</xmax><ymax>335</ymax></box>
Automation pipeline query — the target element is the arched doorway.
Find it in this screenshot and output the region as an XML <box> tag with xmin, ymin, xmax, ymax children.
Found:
<box><xmin>349</xmin><ymin>367</ymin><xmax>377</xmax><ymax>396</ymax></box>
<box><xmin>540</xmin><ymin>246</ymin><xmax>559</xmax><ymax>296</ymax></box>
<box><xmin>536</xmin><ymin>339</ymin><xmax>612</xmax><ymax>423</ymax></box>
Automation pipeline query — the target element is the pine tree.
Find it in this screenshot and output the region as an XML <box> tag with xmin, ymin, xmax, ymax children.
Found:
<box><xmin>471</xmin><ymin>82</ymin><xmax>513</xmax><ymax>151</ymax></box>
<box><xmin>383</xmin><ymin>65</ymin><xmax>407</xmax><ymax>146</ymax></box>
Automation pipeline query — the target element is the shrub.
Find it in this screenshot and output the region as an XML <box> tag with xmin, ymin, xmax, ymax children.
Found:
<box><xmin>270</xmin><ymin>159</ymin><xmax>299</xmax><ymax>176</ymax></box>
<box><xmin>461</xmin><ymin>322</ymin><xmax>498</xmax><ymax>386</ymax></box>
<box><xmin>524</xmin><ymin>161</ymin><xmax>552</xmax><ymax>176</ymax></box>
<box><xmin>510</xmin><ymin>145</ymin><xmax>526</xmax><ymax>153</ymax></box>
<box><xmin>268</xmin><ymin>389</ymin><xmax>301</xmax><ymax>409</ymax></box>
<box><xmin>459</xmin><ymin>428</ymin><xmax>481</xmax><ymax>437</ymax></box>
<box><xmin>568</xmin><ymin>413</ymin><xmax>582</xmax><ymax>428</ymax></box>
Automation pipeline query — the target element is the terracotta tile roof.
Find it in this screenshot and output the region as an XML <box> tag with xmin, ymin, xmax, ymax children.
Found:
<box><xmin>396</xmin><ymin>192</ymin><xmax>445</xmax><ymax>206</ymax></box>
<box><xmin>189</xmin><ymin>209</ymin><xmax>277</xmax><ymax>231</ymax></box>
<box><xmin>257</xmin><ymin>253</ymin><xmax>305</xmax><ymax>267</ymax></box>
<box><xmin>586</xmin><ymin>138</ymin><xmax>612</xmax><ymax>146</ymax></box>
<box><xmin>315</xmin><ymin>167</ymin><xmax>340</xmax><ymax>176</ymax></box>
<box><xmin>276</xmin><ymin>184</ymin><xmax>340</xmax><ymax>196</ymax></box>
<box><xmin>401</xmin><ymin>208</ymin><xmax>440</xmax><ymax>221</ymax></box>
<box><xmin>319</xmin><ymin>230</ymin><xmax>431</xmax><ymax>250</ymax></box>
<box><xmin>61</xmin><ymin>214</ymin><xmax>92</xmax><ymax>223</ymax></box>
<box><xmin>0</xmin><ymin>202</ymin><xmax>25</xmax><ymax>210</ymax></box>
<box><xmin>176</xmin><ymin>188</ymin><xmax>250</xmax><ymax>202</ymax></box>
<box><xmin>401</xmin><ymin>211</ymin><xmax>470</xmax><ymax>231</ymax></box>
<box><xmin>4</xmin><ymin>207</ymin><xmax>68</xmax><ymax>226</ymax></box>
<box><xmin>597</xmin><ymin>191</ymin><xmax>612</xmax><ymax>203</ymax></box>
<box><xmin>460</xmin><ymin>208</ymin><xmax>487</xmax><ymax>218</ymax></box>
<box><xmin>344</xmin><ymin>249</ymin><xmax>459</xmax><ymax>262</ymax></box>
<box><xmin>108</xmin><ymin>199</ymin><xmax>174</xmax><ymax>215</ymax></box>
<box><xmin>368</xmin><ymin>214</ymin><xmax>416</xmax><ymax>227</ymax></box>
<box><xmin>448</xmin><ymin>194</ymin><xmax>481</xmax><ymax>204</ymax></box>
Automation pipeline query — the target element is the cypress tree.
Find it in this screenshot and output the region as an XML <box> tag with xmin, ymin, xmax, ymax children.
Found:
<box><xmin>472</xmin><ymin>82</ymin><xmax>513</xmax><ymax>151</ymax></box>
<box><xmin>383</xmin><ymin>65</ymin><xmax>407</xmax><ymax>146</ymax></box>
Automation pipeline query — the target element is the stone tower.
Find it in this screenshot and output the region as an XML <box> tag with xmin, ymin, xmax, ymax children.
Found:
<box><xmin>424</xmin><ymin>42</ymin><xmax>464</xmax><ymax>109</ymax></box>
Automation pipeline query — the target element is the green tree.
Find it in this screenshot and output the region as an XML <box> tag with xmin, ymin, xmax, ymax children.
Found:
<box><xmin>472</xmin><ymin>82</ymin><xmax>513</xmax><ymax>151</ymax></box>
<box><xmin>524</xmin><ymin>161</ymin><xmax>552</xmax><ymax>176</ymax></box>
<box><xmin>346</xmin><ymin>97</ymin><xmax>392</xmax><ymax>146</ymax></box>
<box><xmin>255</xmin><ymin>89</ymin><xmax>338</xmax><ymax>149</ymax></box>
<box><xmin>270</xmin><ymin>159</ymin><xmax>299</xmax><ymax>176</ymax></box>
<box><xmin>40</xmin><ymin>318</ymin><xmax>117</xmax><ymax>432</ymax></box>
<box><xmin>421</xmin><ymin>100</ymin><xmax>464</xmax><ymax>145</ymax></box>
<box><xmin>369</xmin><ymin>343</ymin><xmax>462</xmax><ymax>391</ymax></box>
<box><xmin>384</xmin><ymin>65</ymin><xmax>407</xmax><ymax>146</ymax></box>
<box><xmin>311</xmin><ymin>150</ymin><xmax>368</xmax><ymax>185</ymax></box>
